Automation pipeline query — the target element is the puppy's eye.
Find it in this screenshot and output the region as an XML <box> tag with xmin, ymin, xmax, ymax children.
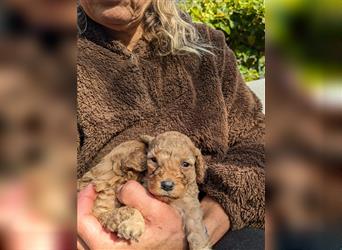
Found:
<box><xmin>181</xmin><ymin>161</ymin><xmax>190</xmax><ymax>168</ymax></box>
<box><xmin>150</xmin><ymin>157</ymin><xmax>157</xmax><ymax>163</ymax></box>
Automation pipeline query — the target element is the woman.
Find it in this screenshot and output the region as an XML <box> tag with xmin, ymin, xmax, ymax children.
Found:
<box><xmin>77</xmin><ymin>0</ymin><xmax>265</xmax><ymax>249</ymax></box>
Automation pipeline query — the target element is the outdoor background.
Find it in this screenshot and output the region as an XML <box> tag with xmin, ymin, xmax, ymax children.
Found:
<box><xmin>180</xmin><ymin>0</ymin><xmax>265</xmax><ymax>82</ymax></box>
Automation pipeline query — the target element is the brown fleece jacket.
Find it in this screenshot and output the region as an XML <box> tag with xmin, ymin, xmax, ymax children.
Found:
<box><xmin>77</xmin><ymin>19</ymin><xmax>265</xmax><ymax>230</ymax></box>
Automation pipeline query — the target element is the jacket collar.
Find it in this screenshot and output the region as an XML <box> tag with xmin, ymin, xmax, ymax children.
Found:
<box><xmin>81</xmin><ymin>17</ymin><xmax>154</xmax><ymax>59</ymax></box>
<box><xmin>80</xmin><ymin>11</ymin><xmax>193</xmax><ymax>59</ymax></box>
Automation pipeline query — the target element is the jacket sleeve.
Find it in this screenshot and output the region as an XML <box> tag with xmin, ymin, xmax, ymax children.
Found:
<box><xmin>202</xmin><ymin>28</ymin><xmax>265</xmax><ymax>230</ymax></box>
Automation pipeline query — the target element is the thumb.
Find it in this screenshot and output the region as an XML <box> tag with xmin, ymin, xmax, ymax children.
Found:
<box><xmin>77</xmin><ymin>184</ymin><xmax>96</xmax><ymax>216</ymax></box>
<box><xmin>117</xmin><ymin>180</ymin><xmax>161</xmax><ymax>218</ymax></box>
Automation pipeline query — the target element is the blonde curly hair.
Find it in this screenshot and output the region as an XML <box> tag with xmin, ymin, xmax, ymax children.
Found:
<box><xmin>143</xmin><ymin>0</ymin><xmax>212</xmax><ymax>56</ymax></box>
<box><xmin>78</xmin><ymin>0</ymin><xmax>212</xmax><ymax>56</ymax></box>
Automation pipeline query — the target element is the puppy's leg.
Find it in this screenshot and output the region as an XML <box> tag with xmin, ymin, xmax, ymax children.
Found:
<box><xmin>173</xmin><ymin>199</ymin><xmax>211</xmax><ymax>250</ymax></box>
<box><xmin>185</xmin><ymin>215</ymin><xmax>211</xmax><ymax>250</ymax></box>
<box><xmin>97</xmin><ymin>206</ymin><xmax>145</xmax><ymax>242</ymax></box>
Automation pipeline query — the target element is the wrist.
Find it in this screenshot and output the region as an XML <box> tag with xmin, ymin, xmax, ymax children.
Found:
<box><xmin>201</xmin><ymin>196</ymin><xmax>230</xmax><ymax>245</ymax></box>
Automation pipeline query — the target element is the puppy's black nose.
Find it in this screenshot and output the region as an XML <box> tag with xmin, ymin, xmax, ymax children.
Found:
<box><xmin>161</xmin><ymin>180</ymin><xmax>174</xmax><ymax>191</ymax></box>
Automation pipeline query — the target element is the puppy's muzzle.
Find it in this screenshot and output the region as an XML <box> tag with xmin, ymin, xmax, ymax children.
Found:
<box><xmin>160</xmin><ymin>180</ymin><xmax>175</xmax><ymax>191</ymax></box>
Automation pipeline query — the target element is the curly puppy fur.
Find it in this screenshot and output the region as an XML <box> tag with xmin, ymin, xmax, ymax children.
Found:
<box><xmin>141</xmin><ymin>131</ymin><xmax>210</xmax><ymax>250</ymax></box>
<box><xmin>78</xmin><ymin>132</ymin><xmax>210</xmax><ymax>249</ymax></box>
<box><xmin>77</xmin><ymin>140</ymin><xmax>147</xmax><ymax>241</ymax></box>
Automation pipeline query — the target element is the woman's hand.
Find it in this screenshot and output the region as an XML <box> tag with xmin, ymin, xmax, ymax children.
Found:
<box><xmin>77</xmin><ymin>181</ymin><xmax>186</xmax><ymax>250</ymax></box>
<box><xmin>201</xmin><ymin>196</ymin><xmax>231</xmax><ymax>246</ymax></box>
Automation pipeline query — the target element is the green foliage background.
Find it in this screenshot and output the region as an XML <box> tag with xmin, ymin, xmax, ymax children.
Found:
<box><xmin>180</xmin><ymin>0</ymin><xmax>265</xmax><ymax>81</ymax></box>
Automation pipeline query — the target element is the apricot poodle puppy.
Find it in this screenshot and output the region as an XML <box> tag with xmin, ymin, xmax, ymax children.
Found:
<box><xmin>141</xmin><ymin>131</ymin><xmax>210</xmax><ymax>250</ymax></box>
<box><xmin>77</xmin><ymin>140</ymin><xmax>147</xmax><ymax>241</ymax></box>
<box><xmin>78</xmin><ymin>131</ymin><xmax>210</xmax><ymax>249</ymax></box>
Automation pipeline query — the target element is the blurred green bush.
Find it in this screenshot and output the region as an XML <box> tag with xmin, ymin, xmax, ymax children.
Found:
<box><xmin>180</xmin><ymin>0</ymin><xmax>265</xmax><ymax>81</ymax></box>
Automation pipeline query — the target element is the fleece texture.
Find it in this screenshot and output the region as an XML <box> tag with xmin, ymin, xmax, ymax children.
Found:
<box><xmin>77</xmin><ymin>18</ymin><xmax>265</xmax><ymax>230</ymax></box>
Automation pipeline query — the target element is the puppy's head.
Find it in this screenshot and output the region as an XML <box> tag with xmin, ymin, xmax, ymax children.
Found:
<box><xmin>140</xmin><ymin>131</ymin><xmax>206</xmax><ymax>202</ymax></box>
<box><xmin>113</xmin><ymin>140</ymin><xmax>147</xmax><ymax>175</ymax></box>
<box><xmin>90</xmin><ymin>140</ymin><xmax>147</xmax><ymax>184</ymax></box>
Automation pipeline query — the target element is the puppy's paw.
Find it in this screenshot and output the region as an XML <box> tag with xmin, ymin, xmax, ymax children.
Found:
<box><xmin>105</xmin><ymin>218</ymin><xmax>119</xmax><ymax>232</ymax></box>
<box><xmin>117</xmin><ymin>218</ymin><xmax>145</xmax><ymax>241</ymax></box>
<box><xmin>187</xmin><ymin>232</ymin><xmax>211</xmax><ymax>250</ymax></box>
<box><xmin>97</xmin><ymin>206</ymin><xmax>145</xmax><ymax>241</ymax></box>
<box><xmin>97</xmin><ymin>212</ymin><xmax>119</xmax><ymax>232</ymax></box>
<box><xmin>115</xmin><ymin>207</ymin><xmax>145</xmax><ymax>241</ymax></box>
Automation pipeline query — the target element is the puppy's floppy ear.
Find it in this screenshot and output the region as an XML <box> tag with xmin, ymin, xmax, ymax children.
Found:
<box><xmin>139</xmin><ymin>134</ymin><xmax>154</xmax><ymax>146</ymax></box>
<box><xmin>194</xmin><ymin>148</ymin><xmax>206</xmax><ymax>184</ymax></box>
